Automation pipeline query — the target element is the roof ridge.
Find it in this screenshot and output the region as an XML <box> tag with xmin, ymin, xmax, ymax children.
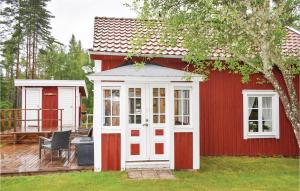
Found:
<box><xmin>94</xmin><ymin>16</ymin><xmax>137</xmax><ymax>20</ymax></box>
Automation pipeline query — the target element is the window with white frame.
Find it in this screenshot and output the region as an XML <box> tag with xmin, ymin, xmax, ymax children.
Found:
<box><xmin>174</xmin><ymin>89</ymin><xmax>191</xmax><ymax>126</ymax></box>
<box><xmin>103</xmin><ymin>88</ymin><xmax>120</xmax><ymax>127</ymax></box>
<box><xmin>243</xmin><ymin>90</ymin><xmax>279</xmax><ymax>139</ymax></box>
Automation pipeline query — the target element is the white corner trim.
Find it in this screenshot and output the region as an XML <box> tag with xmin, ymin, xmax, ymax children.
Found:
<box><xmin>243</xmin><ymin>90</ymin><xmax>280</xmax><ymax>139</ymax></box>
<box><xmin>93</xmin><ymin>82</ymin><xmax>102</xmax><ymax>172</ymax></box>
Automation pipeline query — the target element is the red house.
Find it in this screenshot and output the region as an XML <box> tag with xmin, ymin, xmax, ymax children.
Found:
<box><xmin>88</xmin><ymin>17</ymin><xmax>299</xmax><ymax>171</ymax></box>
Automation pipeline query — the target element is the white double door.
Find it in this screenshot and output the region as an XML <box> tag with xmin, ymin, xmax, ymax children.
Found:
<box><xmin>126</xmin><ymin>84</ymin><xmax>169</xmax><ymax>161</ymax></box>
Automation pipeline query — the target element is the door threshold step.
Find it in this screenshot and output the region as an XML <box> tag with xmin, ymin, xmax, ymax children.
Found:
<box><xmin>125</xmin><ymin>161</ymin><xmax>170</xmax><ymax>169</ymax></box>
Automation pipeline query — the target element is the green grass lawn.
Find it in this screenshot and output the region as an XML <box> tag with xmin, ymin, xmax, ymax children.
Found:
<box><xmin>1</xmin><ymin>157</ymin><xmax>299</xmax><ymax>191</ymax></box>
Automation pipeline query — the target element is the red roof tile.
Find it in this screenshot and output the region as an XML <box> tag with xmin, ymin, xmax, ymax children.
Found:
<box><xmin>92</xmin><ymin>17</ymin><xmax>300</xmax><ymax>58</ymax></box>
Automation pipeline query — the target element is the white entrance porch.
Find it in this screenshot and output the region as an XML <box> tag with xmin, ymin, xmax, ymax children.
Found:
<box><xmin>88</xmin><ymin>63</ymin><xmax>202</xmax><ymax>171</ymax></box>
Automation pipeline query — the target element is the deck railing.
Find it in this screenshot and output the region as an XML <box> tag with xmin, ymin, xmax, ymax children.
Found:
<box><xmin>81</xmin><ymin>113</ymin><xmax>93</xmax><ymax>129</ymax></box>
<box><xmin>0</xmin><ymin>108</ymin><xmax>64</xmax><ymax>133</ymax></box>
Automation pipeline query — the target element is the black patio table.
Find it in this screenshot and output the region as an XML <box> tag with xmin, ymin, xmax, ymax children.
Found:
<box><xmin>71</xmin><ymin>137</ymin><xmax>94</xmax><ymax>166</ymax></box>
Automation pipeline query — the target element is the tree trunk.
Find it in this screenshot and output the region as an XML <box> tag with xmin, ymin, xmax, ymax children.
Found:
<box><xmin>264</xmin><ymin>71</ymin><xmax>300</xmax><ymax>148</ymax></box>
<box><xmin>26</xmin><ymin>36</ymin><xmax>29</xmax><ymax>79</ymax></box>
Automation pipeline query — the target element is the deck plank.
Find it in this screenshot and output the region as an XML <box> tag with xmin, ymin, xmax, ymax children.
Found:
<box><xmin>0</xmin><ymin>143</ymin><xmax>93</xmax><ymax>175</ymax></box>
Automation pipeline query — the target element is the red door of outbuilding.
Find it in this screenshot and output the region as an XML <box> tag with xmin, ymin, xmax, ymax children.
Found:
<box><xmin>42</xmin><ymin>87</ymin><xmax>58</xmax><ymax>131</ymax></box>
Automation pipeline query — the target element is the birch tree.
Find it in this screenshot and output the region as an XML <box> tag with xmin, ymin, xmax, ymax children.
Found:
<box><xmin>131</xmin><ymin>0</ymin><xmax>300</xmax><ymax>146</ymax></box>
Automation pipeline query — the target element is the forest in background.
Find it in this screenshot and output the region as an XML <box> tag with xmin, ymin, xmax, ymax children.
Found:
<box><xmin>0</xmin><ymin>0</ymin><xmax>94</xmax><ymax>112</ymax></box>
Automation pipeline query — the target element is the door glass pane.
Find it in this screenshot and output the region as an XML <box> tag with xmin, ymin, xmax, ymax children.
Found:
<box><xmin>262</xmin><ymin>97</ymin><xmax>272</xmax><ymax>108</ymax></box>
<box><xmin>183</xmin><ymin>90</ymin><xmax>189</xmax><ymax>98</ymax></box>
<box><xmin>105</xmin><ymin>100</ymin><xmax>111</xmax><ymax>116</ymax></box>
<box><xmin>104</xmin><ymin>117</ymin><xmax>111</xmax><ymax>126</ymax></box>
<box><xmin>135</xmin><ymin>88</ymin><xmax>141</xmax><ymax>97</ymax></box>
<box><xmin>129</xmin><ymin>88</ymin><xmax>134</xmax><ymax>97</ymax></box>
<box><xmin>153</xmin><ymin>115</ymin><xmax>159</xmax><ymax>123</ymax></box>
<box><xmin>160</xmin><ymin>88</ymin><xmax>165</xmax><ymax>97</ymax></box>
<box><xmin>248</xmin><ymin>109</ymin><xmax>258</xmax><ymax>120</ymax></box>
<box><xmin>153</xmin><ymin>98</ymin><xmax>158</xmax><ymax>113</ymax></box>
<box><xmin>112</xmin><ymin>90</ymin><xmax>120</xmax><ymax>101</ymax></box>
<box><xmin>104</xmin><ymin>90</ymin><xmax>111</xmax><ymax>98</ymax></box>
<box><xmin>112</xmin><ymin>117</ymin><xmax>120</xmax><ymax>126</ymax></box>
<box><xmin>136</xmin><ymin>115</ymin><xmax>141</xmax><ymax>124</ymax></box>
<box><xmin>174</xmin><ymin>100</ymin><xmax>180</xmax><ymax>115</ymax></box>
<box><xmin>249</xmin><ymin>121</ymin><xmax>258</xmax><ymax>132</ymax></box>
<box><xmin>129</xmin><ymin>98</ymin><xmax>134</xmax><ymax>114</ymax></box>
<box><xmin>129</xmin><ymin>115</ymin><xmax>134</xmax><ymax>124</ymax></box>
<box><xmin>160</xmin><ymin>98</ymin><xmax>165</xmax><ymax>113</ymax></box>
<box><xmin>160</xmin><ymin>115</ymin><xmax>165</xmax><ymax>123</ymax></box>
<box><xmin>136</xmin><ymin>98</ymin><xmax>141</xmax><ymax>114</ymax></box>
<box><xmin>174</xmin><ymin>90</ymin><xmax>180</xmax><ymax>98</ymax></box>
<box><xmin>112</xmin><ymin>101</ymin><xmax>119</xmax><ymax>116</ymax></box>
<box><xmin>262</xmin><ymin>121</ymin><xmax>272</xmax><ymax>132</ymax></box>
<box><xmin>153</xmin><ymin>88</ymin><xmax>158</xmax><ymax>97</ymax></box>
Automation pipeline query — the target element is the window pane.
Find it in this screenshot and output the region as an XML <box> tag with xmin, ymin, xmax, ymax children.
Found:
<box><xmin>153</xmin><ymin>98</ymin><xmax>158</xmax><ymax>113</ymax></box>
<box><xmin>129</xmin><ymin>98</ymin><xmax>134</xmax><ymax>114</ymax></box>
<box><xmin>183</xmin><ymin>116</ymin><xmax>190</xmax><ymax>125</ymax></box>
<box><xmin>174</xmin><ymin>90</ymin><xmax>180</xmax><ymax>98</ymax></box>
<box><xmin>248</xmin><ymin>109</ymin><xmax>258</xmax><ymax>120</ymax></box>
<box><xmin>183</xmin><ymin>90</ymin><xmax>189</xmax><ymax>98</ymax></box>
<box><xmin>104</xmin><ymin>90</ymin><xmax>111</xmax><ymax>98</ymax></box>
<box><xmin>136</xmin><ymin>115</ymin><xmax>141</xmax><ymax>124</ymax></box>
<box><xmin>129</xmin><ymin>115</ymin><xmax>135</xmax><ymax>124</ymax></box>
<box><xmin>249</xmin><ymin>121</ymin><xmax>258</xmax><ymax>132</ymax></box>
<box><xmin>153</xmin><ymin>88</ymin><xmax>158</xmax><ymax>97</ymax></box>
<box><xmin>160</xmin><ymin>98</ymin><xmax>165</xmax><ymax>113</ymax></box>
<box><xmin>112</xmin><ymin>90</ymin><xmax>120</xmax><ymax>101</ymax></box>
<box><xmin>248</xmin><ymin>97</ymin><xmax>258</xmax><ymax>108</ymax></box>
<box><xmin>262</xmin><ymin>97</ymin><xmax>272</xmax><ymax>108</ymax></box>
<box><xmin>263</xmin><ymin>121</ymin><xmax>272</xmax><ymax>132</ymax></box>
<box><xmin>175</xmin><ymin>116</ymin><xmax>182</xmax><ymax>125</ymax></box>
<box><xmin>112</xmin><ymin>117</ymin><xmax>120</xmax><ymax>126</ymax></box>
<box><xmin>160</xmin><ymin>88</ymin><xmax>165</xmax><ymax>97</ymax></box>
<box><xmin>153</xmin><ymin>115</ymin><xmax>159</xmax><ymax>123</ymax></box>
<box><xmin>262</xmin><ymin>109</ymin><xmax>272</xmax><ymax>121</ymax></box>
<box><xmin>129</xmin><ymin>88</ymin><xmax>134</xmax><ymax>97</ymax></box>
<box><xmin>112</xmin><ymin>101</ymin><xmax>120</xmax><ymax>116</ymax></box>
<box><xmin>104</xmin><ymin>117</ymin><xmax>111</xmax><ymax>126</ymax></box>
<box><xmin>183</xmin><ymin>100</ymin><xmax>189</xmax><ymax>115</ymax></box>
<box><xmin>174</xmin><ymin>100</ymin><xmax>181</xmax><ymax>115</ymax></box>
<box><xmin>136</xmin><ymin>98</ymin><xmax>141</xmax><ymax>114</ymax></box>
<box><xmin>135</xmin><ymin>88</ymin><xmax>141</xmax><ymax>97</ymax></box>
<box><xmin>160</xmin><ymin>115</ymin><xmax>165</xmax><ymax>123</ymax></box>
<box><xmin>105</xmin><ymin>100</ymin><xmax>111</xmax><ymax>116</ymax></box>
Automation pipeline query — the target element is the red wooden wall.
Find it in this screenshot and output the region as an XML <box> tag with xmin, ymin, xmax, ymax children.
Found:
<box><xmin>92</xmin><ymin>54</ymin><xmax>299</xmax><ymax>157</ymax></box>
<box><xmin>102</xmin><ymin>133</ymin><xmax>121</xmax><ymax>171</ymax></box>
<box><xmin>42</xmin><ymin>87</ymin><xmax>58</xmax><ymax>131</ymax></box>
<box><xmin>174</xmin><ymin>132</ymin><xmax>193</xmax><ymax>169</ymax></box>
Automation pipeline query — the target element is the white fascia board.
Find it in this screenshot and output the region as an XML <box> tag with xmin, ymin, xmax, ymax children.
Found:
<box><xmin>14</xmin><ymin>79</ymin><xmax>88</xmax><ymax>97</ymax></box>
<box><xmin>87</xmin><ymin>75</ymin><xmax>203</xmax><ymax>82</ymax></box>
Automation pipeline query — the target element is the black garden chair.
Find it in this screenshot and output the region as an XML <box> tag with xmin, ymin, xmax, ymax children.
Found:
<box><xmin>39</xmin><ymin>130</ymin><xmax>71</xmax><ymax>162</ymax></box>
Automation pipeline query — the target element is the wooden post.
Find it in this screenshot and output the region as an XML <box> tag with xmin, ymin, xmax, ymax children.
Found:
<box><xmin>8</xmin><ymin>110</ymin><xmax>12</xmax><ymax>131</ymax></box>
<box><xmin>1</xmin><ymin>111</ymin><xmax>5</xmax><ymax>132</ymax></box>
<box><xmin>37</xmin><ymin>109</ymin><xmax>40</xmax><ymax>132</ymax></box>
<box><xmin>60</xmin><ymin>109</ymin><xmax>63</xmax><ymax>131</ymax></box>
<box><xmin>14</xmin><ymin>110</ymin><xmax>17</xmax><ymax>132</ymax></box>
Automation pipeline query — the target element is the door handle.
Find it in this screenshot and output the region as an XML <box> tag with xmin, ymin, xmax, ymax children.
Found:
<box><xmin>143</xmin><ymin>123</ymin><xmax>148</xmax><ymax>127</ymax></box>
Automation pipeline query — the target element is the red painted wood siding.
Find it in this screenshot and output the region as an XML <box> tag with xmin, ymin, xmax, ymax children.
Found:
<box><xmin>200</xmin><ymin>71</ymin><xmax>299</xmax><ymax>156</ymax></box>
<box><xmin>91</xmin><ymin>54</ymin><xmax>299</xmax><ymax>156</ymax></box>
<box><xmin>174</xmin><ymin>132</ymin><xmax>193</xmax><ymax>169</ymax></box>
<box><xmin>102</xmin><ymin>134</ymin><xmax>121</xmax><ymax>171</ymax></box>
<box><xmin>42</xmin><ymin>87</ymin><xmax>58</xmax><ymax>131</ymax></box>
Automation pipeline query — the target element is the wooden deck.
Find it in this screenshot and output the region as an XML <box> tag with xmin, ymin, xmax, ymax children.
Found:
<box><xmin>0</xmin><ymin>143</ymin><xmax>93</xmax><ymax>176</ymax></box>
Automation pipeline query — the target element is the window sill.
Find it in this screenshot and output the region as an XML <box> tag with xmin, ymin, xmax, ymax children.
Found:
<box><xmin>244</xmin><ymin>133</ymin><xmax>279</xmax><ymax>139</ymax></box>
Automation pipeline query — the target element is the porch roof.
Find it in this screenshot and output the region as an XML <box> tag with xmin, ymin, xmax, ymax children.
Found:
<box><xmin>88</xmin><ymin>64</ymin><xmax>203</xmax><ymax>82</ymax></box>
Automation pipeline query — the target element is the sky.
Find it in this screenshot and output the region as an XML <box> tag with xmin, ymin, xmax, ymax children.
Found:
<box><xmin>47</xmin><ymin>0</ymin><xmax>137</xmax><ymax>49</ymax></box>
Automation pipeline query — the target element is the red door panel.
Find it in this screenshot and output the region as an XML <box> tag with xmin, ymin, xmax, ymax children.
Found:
<box><xmin>42</xmin><ymin>87</ymin><xmax>58</xmax><ymax>131</ymax></box>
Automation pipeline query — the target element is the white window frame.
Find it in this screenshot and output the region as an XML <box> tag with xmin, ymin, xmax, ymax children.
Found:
<box><xmin>102</xmin><ymin>87</ymin><xmax>121</xmax><ymax>128</ymax></box>
<box><xmin>242</xmin><ymin>90</ymin><xmax>280</xmax><ymax>139</ymax></box>
<box><xmin>174</xmin><ymin>87</ymin><xmax>192</xmax><ymax>128</ymax></box>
